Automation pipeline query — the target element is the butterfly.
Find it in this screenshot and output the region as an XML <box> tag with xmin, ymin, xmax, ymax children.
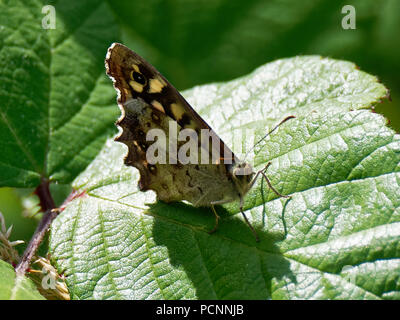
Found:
<box><xmin>105</xmin><ymin>43</ymin><xmax>292</xmax><ymax>241</ymax></box>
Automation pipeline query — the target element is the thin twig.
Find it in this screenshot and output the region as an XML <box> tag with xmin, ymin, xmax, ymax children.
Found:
<box><xmin>14</xmin><ymin>180</ymin><xmax>57</xmax><ymax>276</ymax></box>
<box><xmin>14</xmin><ymin>208</ymin><xmax>59</xmax><ymax>276</ymax></box>
<box><xmin>14</xmin><ymin>182</ymin><xmax>84</xmax><ymax>276</ymax></box>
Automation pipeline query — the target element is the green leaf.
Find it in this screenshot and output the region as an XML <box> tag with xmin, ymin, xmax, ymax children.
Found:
<box><xmin>0</xmin><ymin>260</ymin><xmax>45</xmax><ymax>300</ymax></box>
<box><xmin>49</xmin><ymin>56</ymin><xmax>399</xmax><ymax>300</ymax></box>
<box><xmin>0</xmin><ymin>0</ymin><xmax>119</xmax><ymax>187</ymax></box>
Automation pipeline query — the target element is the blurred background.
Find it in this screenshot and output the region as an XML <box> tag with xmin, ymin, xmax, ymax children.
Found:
<box><xmin>1</xmin><ymin>0</ymin><xmax>399</xmax><ymax>249</ymax></box>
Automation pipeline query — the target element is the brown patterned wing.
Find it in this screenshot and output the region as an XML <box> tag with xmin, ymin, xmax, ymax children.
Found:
<box><xmin>105</xmin><ymin>43</ymin><xmax>240</xmax><ymax>206</ymax></box>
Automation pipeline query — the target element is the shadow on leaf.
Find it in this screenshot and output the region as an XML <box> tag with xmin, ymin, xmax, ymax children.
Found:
<box><xmin>149</xmin><ymin>201</ymin><xmax>295</xmax><ymax>299</ymax></box>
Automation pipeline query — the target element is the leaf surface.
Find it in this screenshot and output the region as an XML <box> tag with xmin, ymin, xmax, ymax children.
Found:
<box><xmin>49</xmin><ymin>57</ymin><xmax>399</xmax><ymax>299</ymax></box>
<box><xmin>0</xmin><ymin>260</ymin><xmax>44</xmax><ymax>300</ymax></box>
<box><xmin>0</xmin><ymin>0</ymin><xmax>119</xmax><ymax>187</ymax></box>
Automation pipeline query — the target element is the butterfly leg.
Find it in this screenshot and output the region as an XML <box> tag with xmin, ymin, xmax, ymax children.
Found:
<box><xmin>239</xmin><ymin>197</ymin><xmax>260</xmax><ymax>242</ymax></box>
<box><xmin>209</xmin><ymin>198</ymin><xmax>260</xmax><ymax>242</ymax></box>
<box><xmin>208</xmin><ymin>204</ymin><xmax>220</xmax><ymax>234</ymax></box>
<box><xmin>247</xmin><ymin>161</ymin><xmax>274</xmax><ymax>191</ymax></box>
<box><xmin>249</xmin><ymin>162</ymin><xmax>290</xmax><ymax>198</ymax></box>
<box><xmin>208</xmin><ymin>199</ymin><xmax>233</xmax><ymax>234</ymax></box>
<box><xmin>259</xmin><ymin>162</ymin><xmax>290</xmax><ymax>198</ymax></box>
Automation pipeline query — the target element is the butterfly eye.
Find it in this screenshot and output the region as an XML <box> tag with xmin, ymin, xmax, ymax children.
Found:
<box><xmin>131</xmin><ymin>71</ymin><xmax>146</xmax><ymax>85</ymax></box>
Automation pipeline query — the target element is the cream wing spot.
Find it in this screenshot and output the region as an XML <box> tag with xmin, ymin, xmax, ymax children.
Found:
<box><xmin>170</xmin><ymin>103</ymin><xmax>185</xmax><ymax>120</ymax></box>
<box><xmin>148</xmin><ymin>77</ymin><xmax>166</xmax><ymax>93</ymax></box>
<box><xmin>131</xmin><ymin>64</ymin><xmax>140</xmax><ymax>72</ymax></box>
<box><xmin>129</xmin><ymin>80</ymin><xmax>144</xmax><ymax>92</ymax></box>
<box><xmin>151</xmin><ymin>100</ymin><xmax>165</xmax><ymax>113</ymax></box>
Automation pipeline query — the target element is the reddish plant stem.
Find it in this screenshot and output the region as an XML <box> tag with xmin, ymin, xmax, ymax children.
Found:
<box><xmin>15</xmin><ymin>182</ymin><xmax>83</xmax><ymax>276</ymax></box>
<box><xmin>15</xmin><ymin>180</ymin><xmax>57</xmax><ymax>276</ymax></box>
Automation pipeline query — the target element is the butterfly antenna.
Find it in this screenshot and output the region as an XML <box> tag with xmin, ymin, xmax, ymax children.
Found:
<box><xmin>244</xmin><ymin>115</ymin><xmax>295</xmax><ymax>161</ymax></box>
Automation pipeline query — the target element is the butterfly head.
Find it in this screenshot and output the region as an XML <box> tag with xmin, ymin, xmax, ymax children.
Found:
<box><xmin>230</xmin><ymin>162</ymin><xmax>254</xmax><ymax>197</ymax></box>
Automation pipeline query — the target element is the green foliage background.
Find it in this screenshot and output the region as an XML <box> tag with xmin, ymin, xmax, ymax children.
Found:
<box><xmin>0</xmin><ymin>0</ymin><xmax>399</xmax><ymax>299</ymax></box>
<box><xmin>2</xmin><ymin>0</ymin><xmax>399</xmax><ymax>247</ymax></box>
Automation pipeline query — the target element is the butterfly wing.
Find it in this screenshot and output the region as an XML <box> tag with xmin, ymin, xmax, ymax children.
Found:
<box><xmin>105</xmin><ymin>43</ymin><xmax>240</xmax><ymax>206</ymax></box>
